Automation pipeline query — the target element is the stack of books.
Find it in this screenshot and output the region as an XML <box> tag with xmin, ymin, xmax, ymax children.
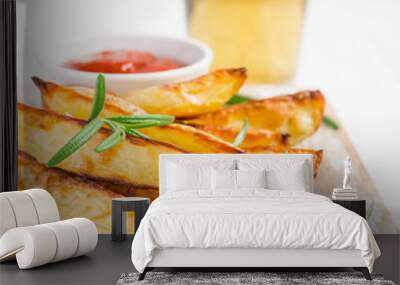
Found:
<box><xmin>332</xmin><ymin>188</ymin><xmax>358</xmax><ymax>200</ymax></box>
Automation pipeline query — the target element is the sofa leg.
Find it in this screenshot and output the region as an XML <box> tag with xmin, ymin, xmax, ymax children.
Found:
<box><xmin>354</xmin><ymin>267</ymin><xmax>371</xmax><ymax>280</ymax></box>
<box><xmin>138</xmin><ymin>268</ymin><xmax>147</xmax><ymax>281</ymax></box>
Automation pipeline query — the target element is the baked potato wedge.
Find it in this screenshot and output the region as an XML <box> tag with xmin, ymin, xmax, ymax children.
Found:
<box><xmin>141</xmin><ymin>124</ymin><xmax>243</xmax><ymax>153</ymax></box>
<box><xmin>33</xmin><ymin>76</ymin><xmax>146</xmax><ymax>118</ymax></box>
<box><xmin>120</xmin><ymin>68</ymin><xmax>247</xmax><ymax>117</ymax></box>
<box><xmin>183</xmin><ymin>90</ymin><xmax>325</xmax><ymax>145</ymax></box>
<box><xmin>195</xmin><ymin>126</ymin><xmax>288</xmax><ymax>148</ymax></box>
<box><xmin>245</xmin><ymin>145</ymin><xmax>323</xmax><ymax>176</ymax></box>
<box><xmin>18</xmin><ymin>151</ymin><xmax>123</xmax><ymax>233</ymax></box>
<box><xmin>35</xmin><ymin>77</ymin><xmax>242</xmax><ymax>154</ymax></box>
<box><xmin>18</xmin><ymin>103</ymin><xmax>184</xmax><ymax>188</ymax></box>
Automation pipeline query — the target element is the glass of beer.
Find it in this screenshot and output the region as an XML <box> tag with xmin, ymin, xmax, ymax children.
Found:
<box><xmin>190</xmin><ymin>0</ymin><xmax>305</xmax><ymax>84</ymax></box>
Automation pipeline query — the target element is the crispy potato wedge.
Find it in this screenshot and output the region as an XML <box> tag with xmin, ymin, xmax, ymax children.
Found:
<box><xmin>141</xmin><ymin>124</ymin><xmax>243</xmax><ymax>153</ymax></box>
<box><xmin>18</xmin><ymin>103</ymin><xmax>184</xmax><ymax>188</ymax></box>
<box><xmin>35</xmin><ymin>77</ymin><xmax>242</xmax><ymax>153</ymax></box>
<box><xmin>33</xmin><ymin>77</ymin><xmax>146</xmax><ymax>118</ymax></box>
<box><xmin>195</xmin><ymin>126</ymin><xmax>288</xmax><ymax>148</ymax></box>
<box><xmin>245</xmin><ymin>145</ymin><xmax>323</xmax><ymax>177</ymax></box>
<box><xmin>18</xmin><ymin>151</ymin><xmax>123</xmax><ymax>233</ymax></box>
<box><xmin>183</xmin><ymin>91</ymin><xmax>325</xmax><ymax>145</ymax></box>
<box><xmin>120</xmin><ymin>68</ymin><xmax>247</xmax><ymax>117</ymax></box>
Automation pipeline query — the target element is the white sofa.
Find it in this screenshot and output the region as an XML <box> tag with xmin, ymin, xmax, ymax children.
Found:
<box><xmin>0</xmin><ymin>189</ymin><xmax>98</xmax><ymax>269</ymax></box>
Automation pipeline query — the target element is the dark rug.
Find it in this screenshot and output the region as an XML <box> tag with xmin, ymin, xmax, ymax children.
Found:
<box><xmin>116</xmin><ymin>272</ymin><xmax>396</xmax><ymax>285</ymax></box>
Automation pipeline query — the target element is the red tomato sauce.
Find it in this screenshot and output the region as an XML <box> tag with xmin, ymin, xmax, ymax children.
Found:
<box><xmin>65</xmin><ymin>50</ymin><xmax>183</xmax><ymax>74</ymax></box>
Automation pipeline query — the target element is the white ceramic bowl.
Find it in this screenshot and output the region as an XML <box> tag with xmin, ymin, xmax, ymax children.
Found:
<box><xmin>38</xmin><ymin>35</ymin><xmax>213</xmax><ymax>94</ymax></box>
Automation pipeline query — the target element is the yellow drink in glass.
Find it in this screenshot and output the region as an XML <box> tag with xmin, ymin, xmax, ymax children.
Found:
<box><xmin>190</xmin><ymin>0</ymin><xmax>305</xmax><ymax>84</ymax></box>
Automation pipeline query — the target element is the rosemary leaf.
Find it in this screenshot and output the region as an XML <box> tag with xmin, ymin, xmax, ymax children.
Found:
<box><xmin>104</xmin><ymin>119</ymin><xmax>120</xmax><ymax>132</ymax></box>
<box><xmin>125</xmin><ymin>128</ymin><xmax>150</xmax><ymax>139</ymax></box>
<box><xmin>88</xmin><ymin>74</ymin><xmax>106</xmax><ymax>121</ymax></box>
<box><xmin>47</xmin><ymin>118</ymin><xmax>104</xmax><ymax>167</ymax></box>
<box><xmin>111</xmin><ymin>119</ymin><xmax>172</xmax><ymax>129</ymax></box>
<box><xmin>226</xmin><ymin>94</ymin><xmax>252</xmax><ymax>105</ymax></box>
<box><xmin>95</xmin><ymin>127</ymin><xmax>125</xmax><ymax>153</ymax></box>
<box><xmin>323</xmin><ymin>115</ymin><xmax>340</xmax><ymax>130</ymax></box>
<box><xmin>233</xmin><ymin>118</ymin><xmax>248</xmax><ymax>147</ymax></box>
<box><xmin>108</xmin><ymin>115</ymin><xmax>174</xmax><ymax>125</ymax></box>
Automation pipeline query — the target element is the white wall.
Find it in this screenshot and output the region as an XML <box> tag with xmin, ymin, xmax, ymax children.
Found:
<box><xmin>296</xmin><ymin>0</ymin><xmax>400</xmax><ymax>228</ymax></box>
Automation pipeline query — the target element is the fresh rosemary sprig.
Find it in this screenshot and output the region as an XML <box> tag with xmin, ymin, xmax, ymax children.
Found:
<box><xmin>233</xmin><ymin>118</ymin><xmax>248</xmax><ymax>147</ymax></box>
<box><xmin>47</xmin><ymin>74</ymin><xmax>174</xmax><ymax>167</ymax></box>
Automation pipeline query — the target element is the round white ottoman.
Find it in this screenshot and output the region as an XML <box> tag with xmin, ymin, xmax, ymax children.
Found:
<box><xmin>0</xmin><ymin>189</ymin><xmax>98</xmax><ymax>269</ymax></box>
<box><xmin>0</xmin><ymin>218</ymin><xmax>98</xmax><ymax>269</ymax></box>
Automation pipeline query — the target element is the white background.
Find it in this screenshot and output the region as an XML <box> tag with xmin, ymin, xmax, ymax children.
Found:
<box><xmin>296</xmin><ymin>0</ymin><xmax>400</xmax><ymax>229</ymax></box>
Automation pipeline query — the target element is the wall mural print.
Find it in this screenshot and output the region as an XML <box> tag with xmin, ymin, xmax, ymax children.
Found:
<box><xmin>10</xmin><ymin>0</ymin><xmax>400</xmax><ymax>234</ymax></box>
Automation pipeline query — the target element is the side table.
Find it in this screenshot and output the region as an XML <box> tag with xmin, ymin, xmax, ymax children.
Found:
<box><xmin>332</xmin><ymin>199</ymin><xmax>366</xmax><ymax>218</ymax></box>
<box><xmin>112</xmin><ymin>197</ymin><xmax>150</xmax><ymax>242</ymax></box>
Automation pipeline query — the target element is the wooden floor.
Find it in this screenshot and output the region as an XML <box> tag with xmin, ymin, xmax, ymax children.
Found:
<box><xmin>0</xmin><ymin>235</ymin><xmax>398</xmax><ymax>285</ymax></box>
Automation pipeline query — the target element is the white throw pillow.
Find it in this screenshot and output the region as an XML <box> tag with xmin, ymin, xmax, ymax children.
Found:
<box><xmin>211</xmin><ymin>168</ymin><xmax>237</xmax><ymax>190</ymax></box>
<box><xmin>167</xmin><ymin>163</ymin><xmax>211</xmax><ymax>191</ymax></box>
<box><xmin>266</xmin><ymin>164</ymin><xmax>307</xmax><ymax>191</ymax></box>
<box><xmin>237</xmin><ymin>159</ymin><xmax>309</xmax><ymax>191</ymax></box>
<box><xmin>236</xmin><ymin>169</ymin><xmax>268</xmax><ymax>189</ymax></box>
